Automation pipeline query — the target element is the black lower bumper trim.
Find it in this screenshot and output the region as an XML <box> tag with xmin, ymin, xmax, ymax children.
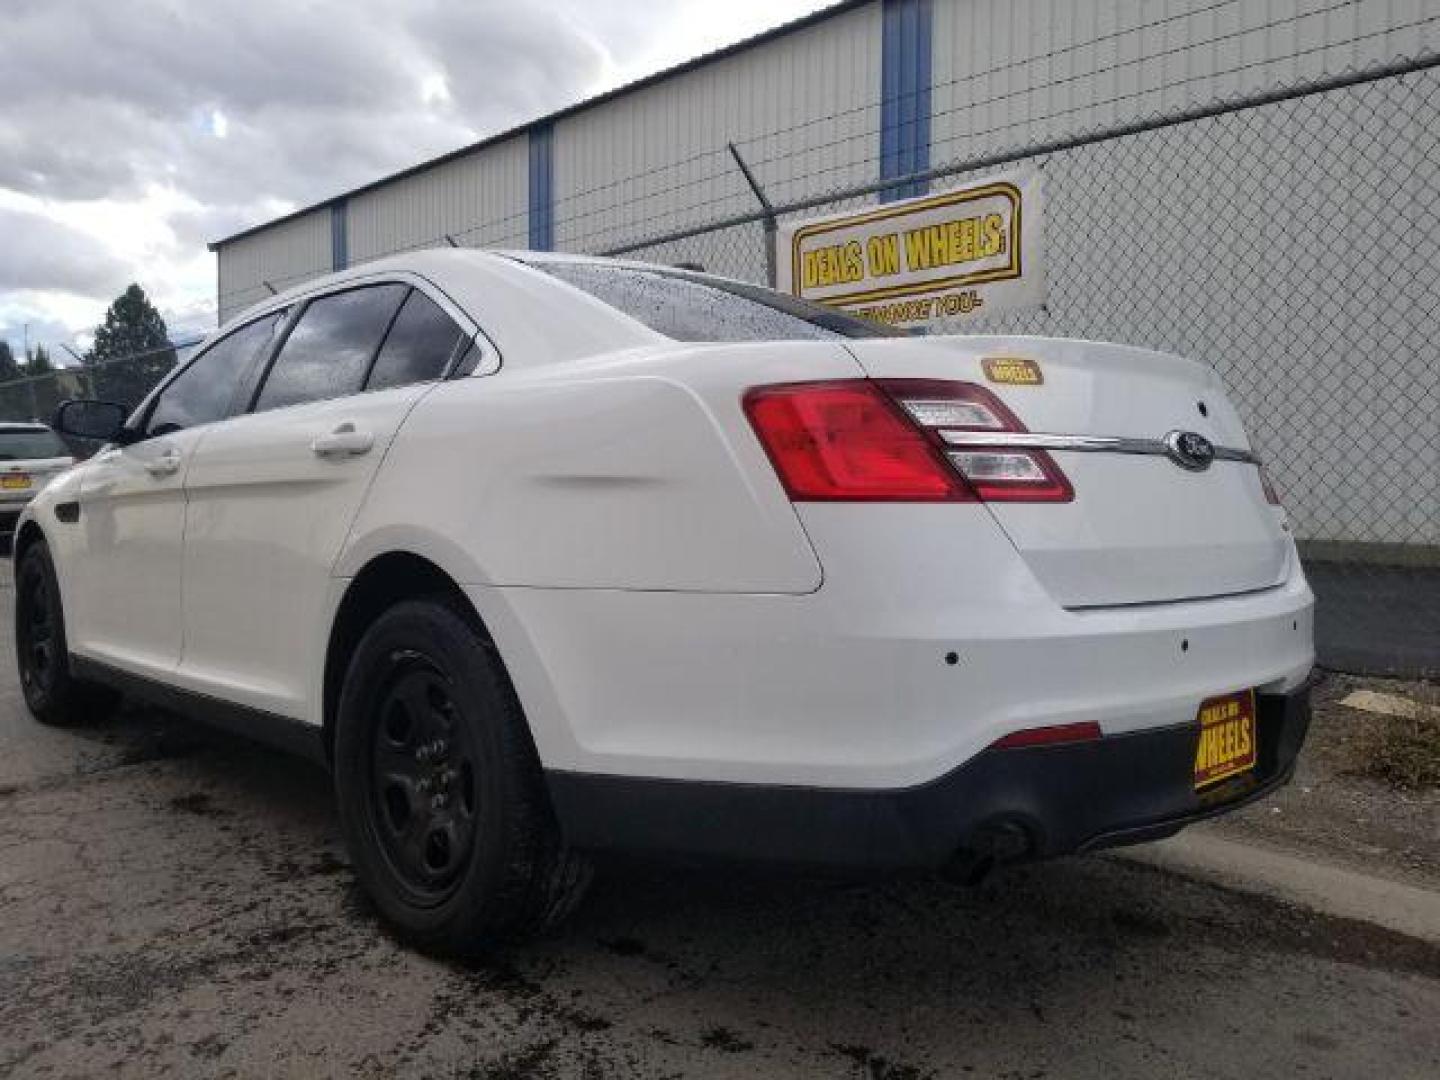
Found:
<box><xmin>545</xmin><ymin>684</ymin><xmax>1311</xmax><ymax>870</ymax></box>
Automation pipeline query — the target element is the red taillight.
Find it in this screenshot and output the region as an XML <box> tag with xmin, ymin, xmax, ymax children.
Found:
<box><xmin>742</xmin><ymin>381</ymin><xmax>973</xmax><ymax>501</ymax></box>
<box><xmin>989</xmin><ymin>722</ymin><xmax>1103</xmax><ymax>750</ymax></box>
<box><xmin>743</xmin><ymin>379</ymin><xmax>1072</xmax><ymax>503</ymax></box>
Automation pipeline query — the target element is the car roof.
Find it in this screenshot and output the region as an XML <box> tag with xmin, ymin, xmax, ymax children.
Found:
<box><xmin>214</xmin><ymin>249</ymin><xmax>671</xmax><ymax>368</ymax></box>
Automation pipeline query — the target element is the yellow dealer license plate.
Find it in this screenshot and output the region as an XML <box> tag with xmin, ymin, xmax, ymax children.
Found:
<box><xmin>1194</xmin><ymin>690</ymin><xmax>1257</xmax><ymax>790</ymax></box>
<box><xmin>1</xmin><ymin>474</ymin><xmax>31</xmax><ymax>490</ymax></box>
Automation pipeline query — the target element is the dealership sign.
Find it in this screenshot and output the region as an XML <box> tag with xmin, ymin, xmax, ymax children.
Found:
<box><xmin>776</xmin><ymin>170</ymin><xmax>1045</xmax><ymax>328</ymax></box>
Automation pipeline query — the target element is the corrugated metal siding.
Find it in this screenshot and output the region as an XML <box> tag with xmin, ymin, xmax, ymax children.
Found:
<box><xmin>347</xmin><ymin>135</ymin><xmax>529</xmax><ymax>263</ymax></box>
<box><xmin>216</xmin><ymin>208</ymin><xmax>331</xmax><ymax>324</ymax></box>
<box><xmin>929</xmin><ymin>0</ymin><xmax>1440</xmax><ymax>168</ymax></box>
<box><xmin>554</xmin><ymin>1</ymin><xmax>884</xmax><ymax>253</ymax></box>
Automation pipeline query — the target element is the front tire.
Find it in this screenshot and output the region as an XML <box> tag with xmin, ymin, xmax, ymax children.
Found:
<box><xmin>14</xmin><ymin>539</ymin><xmax>119</xmax><ymax>726</ymax></box>
<box><xmin>333</xmin><ymin>599</ymin><xmax>589</xmax><ymax>956</ymax></box>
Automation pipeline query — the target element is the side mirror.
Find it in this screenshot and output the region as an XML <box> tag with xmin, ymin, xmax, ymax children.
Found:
<box><xmin>54</xmin><ymin>399</ymin><xmax>129</xmax><ymax>443</ymax></box>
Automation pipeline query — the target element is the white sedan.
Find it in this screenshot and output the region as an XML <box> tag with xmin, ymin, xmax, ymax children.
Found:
<box><xmin>16</xmin><ymin>250</ymin><xmax>1314</xmax><ymax>955</ymax></box>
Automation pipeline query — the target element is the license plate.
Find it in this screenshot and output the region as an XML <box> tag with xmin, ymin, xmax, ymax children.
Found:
<box><xmin>1</xmin><ymin>475</ymin><xmax>31</xmax><ymax>490</ymax></box>
<box><xmin>1194</xmin><ymin>690</ymin><xmax>1257</xmax><ymax>790</ymax></box>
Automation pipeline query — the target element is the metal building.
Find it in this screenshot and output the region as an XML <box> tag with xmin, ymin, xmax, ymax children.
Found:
<box><xmin>209</xmin><ymin>0</ymin><xmax>1440</xmax><ymax>591</ymax></box>
<box><xmin>211</xmin><ymin>0</ymin><xmax>1437</xmax><ymax>320</ymax></box>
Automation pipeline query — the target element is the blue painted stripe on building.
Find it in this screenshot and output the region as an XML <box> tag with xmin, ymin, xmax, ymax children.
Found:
<box><xmin>880</xmin><ymin>0</ymin><xmax>932</xmax><ymax>202</ymax></box>
<box><xmin>330</xmin><ymin>200</ymin><xmax>348</xmax><ymax>270</ymax></box>
<box><xmin>528</xmin><ymin>124</ymin><xmax>554</xmax><ymax>251</ymax></box>
<box><xmin>913</xmin><ymin>0</ymin><xmax>932</xmax><ymax>186</ymax></box>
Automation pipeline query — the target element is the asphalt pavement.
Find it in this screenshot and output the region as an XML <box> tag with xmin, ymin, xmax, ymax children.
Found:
<box><xmin>1309</xmin><ymin>561</ymin><xmax>1440</xmax><ymax>679</ymax></box>
<box><xmin>2</xmin><ymin>577</ymin><xmax>1438</xmax><ymax>1079</ymax></box>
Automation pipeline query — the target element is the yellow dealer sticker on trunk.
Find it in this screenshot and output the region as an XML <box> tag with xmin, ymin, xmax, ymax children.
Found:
<box><xmin>982</xmin><ymin>357</ymin><xmax>1043</xmax><ymax>385</ymax></box>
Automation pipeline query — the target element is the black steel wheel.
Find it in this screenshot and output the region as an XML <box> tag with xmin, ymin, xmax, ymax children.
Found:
<box><xmin>13</xmin><ymin>538</ymin><xmax>119</xmax><ymax>726</ymax></box>
<box><xmin>16</xmin><ymin>545</ymin><xmax>59</xmax><ymax>699</ymax></box>
<box><xmin>365</xmin><ymin>655</ymin><xmax>479</xmax><ymax>904</ymax></box>
<box><xmin>333</xmin><ymin>598</ymin><xmax>589</xmax><ymax>955</ymax></box>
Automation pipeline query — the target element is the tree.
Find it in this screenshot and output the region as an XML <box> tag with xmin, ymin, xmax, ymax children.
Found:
<box><xmin>84</xmin><ymin>283</ymin><xmax>177</xmax><ymax>406</ymax></box>
<box><xmin>0</xmin><ymin>341</ymin><xmax>19</xmax><ymax>383</ymax></box>
<box><xmin>23</xmin><ymin>345</ymin><xmax>54</xmax><ymax>376</ymax></box>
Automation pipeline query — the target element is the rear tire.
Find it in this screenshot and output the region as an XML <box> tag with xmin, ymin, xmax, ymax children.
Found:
<box><xmin>14</xmin><ymin>539</ymin><xmax>120</xmax><ymax>726</ymax></box>
<box><xmin>333</xmin><ymin>598</ymin><xmax>589</xmax><ymax>956</ymax></box>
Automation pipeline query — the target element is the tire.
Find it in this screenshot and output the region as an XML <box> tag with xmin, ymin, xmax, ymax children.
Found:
<box><xmin>333</xmin><ymin>598</ymin><xmax>590</xmax><ymax>956</ymax></box>
<box><xmin>14</xmin><ymin>539</ymin><xmax>120</xmax><ymax>726</ymax></box>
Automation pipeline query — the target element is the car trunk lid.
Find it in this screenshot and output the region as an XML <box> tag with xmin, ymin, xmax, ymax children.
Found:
<box><xmin>844</xmin><ymin>335</ymin><xmax>1290</xmax><ymax>608</ymax></box>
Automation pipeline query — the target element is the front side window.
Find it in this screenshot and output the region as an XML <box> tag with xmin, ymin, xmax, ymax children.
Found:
<box><xmin>146</xmin><ymin>313</ymin><xmax>284</xmax><ymax>436</ymax></box>
<box><xmin>366</xmin><ymin>290</ymin><xmax>467</xmax><ymax>391</ymax></box>
<box><xmin>528</xmin><ymin>260</ymin><xmax>906</xmax><ymax>342</ymax></box>
<box><xmin>255</xmin><ymin>284</ymin><xmax>407</xmax><ymax>412</ymax></box>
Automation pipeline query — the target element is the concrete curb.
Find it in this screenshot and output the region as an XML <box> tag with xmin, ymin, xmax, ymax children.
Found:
<box><xmin>1119</xmin><ymin>830</ymin><xmax>1440</xmax><ymax>946</ymax></box>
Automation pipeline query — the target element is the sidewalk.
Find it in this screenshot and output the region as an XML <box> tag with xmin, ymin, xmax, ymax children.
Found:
<box><xmin>1121</xmin><ymin>670</ymin><xmax>1440</xmax><ymax>943</ymax></box>
<box><xmin>1122</xmin><ymin>829</ymin><xmax>1440</xmax><ymax>945</ymax></box>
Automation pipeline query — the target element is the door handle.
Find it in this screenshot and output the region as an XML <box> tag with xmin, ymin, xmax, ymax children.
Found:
<box><xmin>144</xmin><ymin>449</ymin><xmax>182</xmax><ymax>477</ymax></box>
<box><xmin>311</xmin><ymin>423</ymin><xmax>375</xmax><ymax>458</ymax></box>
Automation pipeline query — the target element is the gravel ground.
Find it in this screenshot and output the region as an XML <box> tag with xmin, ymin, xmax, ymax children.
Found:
<box><xmin>2</xmin><ymin>579</ymin><xmax>1438</xmax><ymax>1079</ymax></box>
<box><xmin>1207</xmin><ymin>672</ymin><xmax>1440</xmax><ymax>888</ymax></box>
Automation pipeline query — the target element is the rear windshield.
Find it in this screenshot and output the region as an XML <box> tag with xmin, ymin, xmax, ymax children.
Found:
<box><xmin>531</xmin><ymin>260</ymin><xmax>905</xmax><ymax>342</ymax></box>
<box><xmin>0</xmin><ymin>428</ymin><xmax>67</xmax><ymax>460</ymax></box>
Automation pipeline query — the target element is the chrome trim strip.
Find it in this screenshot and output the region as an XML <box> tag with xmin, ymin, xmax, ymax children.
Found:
<box><xmin>1212</xmin><ymin>446</ymin><xmax>1260</xmax><ymax>463</ymax></box>
<box><xmin>939</xmin><ymin>430</ymin><xmax>1259</xmax><ymax>465</ymax></box>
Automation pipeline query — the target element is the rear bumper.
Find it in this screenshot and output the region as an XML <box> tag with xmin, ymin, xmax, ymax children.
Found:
<box><xmin>546</xmin><ymin>683</ymin><xmax>1311</xmax><ymax>870</ymax></box>
<box><xmin>483</xmin><ymin>555</ymin><xmax>1314</xmax><ymax>790</ymax></box>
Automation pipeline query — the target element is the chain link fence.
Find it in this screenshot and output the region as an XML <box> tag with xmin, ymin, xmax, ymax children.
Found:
<box><xmin>0</xmin><ymin>343</ymin><xmax>192</xmax><ymax>427</ymax></box>
<box><xmin>600</xmin><ymin>58</ymin><xmax>1440</xmax><ymax>676</ymax></box>
<box><xmin>0</xmin><ymin>342</ymin><xmax>195</xmax><ymax>459</ymax></box>
<box><xmin>1</xmin><ymin>56</ymin><xmax>1435</xmax><ymax>673</ymax></box>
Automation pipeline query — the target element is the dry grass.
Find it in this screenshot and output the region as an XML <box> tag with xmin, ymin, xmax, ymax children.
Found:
<box><xmin>1345</xmin><ymin>683</ymin><xmax>1440</xmax><ymax>791</ymax></box>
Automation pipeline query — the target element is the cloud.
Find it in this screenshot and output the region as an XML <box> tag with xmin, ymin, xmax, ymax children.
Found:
<box><xmin>0</xmin><ymin>312</ymin><xmax>78</xmax><ymax>360</ymax></box>
<box><xmin>0</xmin><ymin>208</ymin><xmax>129</xmax><ymax>296</ymax></box>
<box><xmin>0</xmin><ymin>1</ymin><xmax>609</xmax><ymax>209</ymax></box>
<box><xmin>0</xmin><ymin>0</ymin><xmax>830</xmax><ymax>351</ymax></box>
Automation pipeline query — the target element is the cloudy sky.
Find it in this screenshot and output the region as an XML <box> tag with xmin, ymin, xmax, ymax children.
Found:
<box><xmin>0</xmin><ymin>0</ymin><xmax>831</xmax><ymax>359</ymax></box>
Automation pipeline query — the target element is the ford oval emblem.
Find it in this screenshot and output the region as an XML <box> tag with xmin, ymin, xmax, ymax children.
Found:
<box><xmin>1164</xmin><ymin>430</ymin><xmax>1215</xmax><ymax>471</ymax></box>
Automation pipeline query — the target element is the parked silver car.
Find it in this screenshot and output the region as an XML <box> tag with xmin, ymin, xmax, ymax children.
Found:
<box><xmin>0</xmin><ymin>423</ymin><xmax>75</xmax><ymax>545</ymax></box>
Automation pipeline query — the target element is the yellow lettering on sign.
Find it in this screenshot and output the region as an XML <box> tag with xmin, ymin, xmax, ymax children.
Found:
<box><xmin>902</xmin><ymin>212</ymin><xmax>1009</xmax><ymax>273</ymax></box>
<box><xmin>866</xmin><ymin>234</ymin><xmax>901</xmax><ymax>277</ymax></box>
<box><xmin>802</xmin><ymin>241</ymin><xmax>866</xmax><ymax>289</ymax></box>
<box><xmin>854</xmin><ymin>289</ymin><xmax>986</xmax><ymax>326</ymax></box>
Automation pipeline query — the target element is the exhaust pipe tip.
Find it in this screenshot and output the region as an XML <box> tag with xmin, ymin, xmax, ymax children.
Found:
<box><xmin>944</xmin><ymin>818</ymin><xmax>1037</xmax><ymax>885</ymax></box>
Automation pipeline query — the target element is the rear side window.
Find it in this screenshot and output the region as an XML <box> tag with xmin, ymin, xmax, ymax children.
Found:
<box><xmin>531</xmin><ymin>261</ymin><xmax>904</xmax><ymax>342</ymax></box>
<box><xmin>366</xmin><ymin>290</ymin><xmax>467</xmax><ymax>391</ymax></box>
<box><xmin>147</xmin><ymin>313</ymin><xmax>284</xmax><ymax>436</ymax></box>
<box><xmin>0</xmin><ymin>427</ymin><xmax>67</xmax><ymax>459</ymax></box>
<box><xmin>255</xmin><ymin>284</ymin><xmax>407</xmax><ymax>412</ymax></box>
